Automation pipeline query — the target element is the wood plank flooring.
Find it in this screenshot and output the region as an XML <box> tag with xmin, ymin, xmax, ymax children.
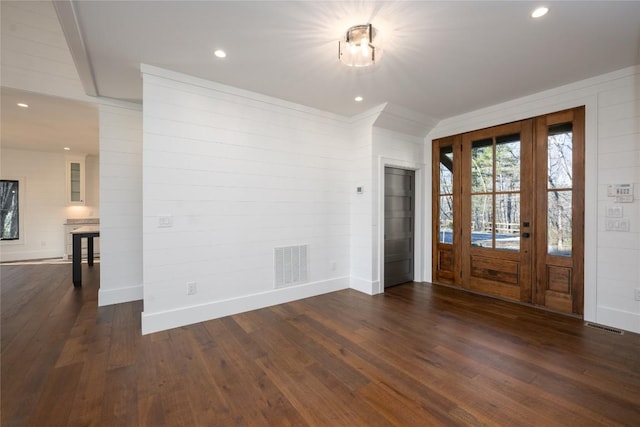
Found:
<box><xmin>2</xmin><ymin>263</ymin><xmax>639</xmax><ymax>426</ymax></box>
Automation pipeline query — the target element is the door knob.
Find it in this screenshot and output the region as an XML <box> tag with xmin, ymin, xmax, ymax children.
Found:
<box><xmin>522</xmin><ymin>232</ymin><xmax>530</xmax><ymax>238</ymax></box>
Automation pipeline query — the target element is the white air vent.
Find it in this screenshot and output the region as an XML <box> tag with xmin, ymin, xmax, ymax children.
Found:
<box><xmin>274</xmin><ymin>245</ymin><xmax>308</xmax><ymax>288</ymax></box>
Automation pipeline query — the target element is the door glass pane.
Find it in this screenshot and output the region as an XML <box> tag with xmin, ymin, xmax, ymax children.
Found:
<box><xmin>471</xmin><ymin>194</ymin><xmax>493</xmax><ymax>248</ymax></box>
<box><xmin>439</xmin><ymin>195</ymin><xmax>453</xmax><ymax>243</ymax></box>
<box><xmin>495</xmin><ymin>134</ymin><xmax>520</xmax><ymax>192</ymax></box>
<box><xmin>548</xmin><ymin>191</ymin><xmax>572</xmax><ymax>256</ymax></box>
<box><xmin>471</xmin><ymin>138</ymin><xmax>493</xmax><ymax>193</ymax></box>
<box><xmin>495</xmin><ymin>193</ymin><xmax>520</xmax><ymax>251</ymax></box>
<box><xmin>439</xmin><ymin>145</ymin><xmax>453</xmax><ymax>194</ymax></box>
<box><xmin>548</xmin><ymin>123</ymin><xmax>573</xmax><ymax>189</ymax></box>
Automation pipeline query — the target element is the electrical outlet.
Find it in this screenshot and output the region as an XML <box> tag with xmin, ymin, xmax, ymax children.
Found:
<box><xmin>635</xmin><ymin>288</ymin><xmax>640</xmax><ymax>301</ymax></box>
<box><xmin>187</xmin><ymin>281</ymin><xmax>197</xmax><ymax>296</ymax></box>
<box><xmin>158</xmin><ymin>215</ymin><xmax>173</xmax><ymax>228</ymax></box>
<box><xmin>330</xmin><ymin>261</ymin><xmax>337</xmax><ymax>271</ymax></box>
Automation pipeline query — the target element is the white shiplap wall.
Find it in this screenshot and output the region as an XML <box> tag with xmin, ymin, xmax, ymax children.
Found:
<box><xmin>98</xmin><ymin>105</ymin><xmax>143</xmax><ymax>306</ymax></box>
<box><xmin>595</xmin><ymin>76</ymin><xmax>640</xmax><ymax>332</ymax></box>
<box><xmin>425</xmin><ymin>65</ymin><xmax>640</xmax><ymax>333</ymax></box>
<box><xmin>140</xmin><ymin>65</ymin><xmax>353</xmax><ymax>334</ymax></box>
<box><xmin>348</xmin><ymin>111</ymin><xmax>378</xmax><ymax>294</ymax></box>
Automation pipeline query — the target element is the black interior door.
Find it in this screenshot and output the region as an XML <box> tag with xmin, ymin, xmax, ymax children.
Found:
<box><xmin>384</xmin><ymin>167</ymin><xmax>415</xmax><ymax>288</ymax></box>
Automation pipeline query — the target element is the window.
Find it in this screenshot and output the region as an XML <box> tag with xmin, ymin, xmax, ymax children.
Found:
<box><xmin>1</xmin><ymin>180</ymin><xmax>19</xmax><ymax>240</ymax></box>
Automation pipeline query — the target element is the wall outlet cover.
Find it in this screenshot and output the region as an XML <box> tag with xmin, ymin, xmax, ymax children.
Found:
<box><xmin>158</xmin><ymin>215</ymin><xmax>173</xmax><ymax>228</ymax></box>
<box><xmin>187</xmin><ymin>281</ymin><xmax>197</xmax><ymax>295</ymax></box>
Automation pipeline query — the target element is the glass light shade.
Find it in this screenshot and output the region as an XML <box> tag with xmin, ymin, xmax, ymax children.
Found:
<box><xmin>339</xmin><ymin>24</ymin><xmax>378</xmax><ymax>67</ymax></box>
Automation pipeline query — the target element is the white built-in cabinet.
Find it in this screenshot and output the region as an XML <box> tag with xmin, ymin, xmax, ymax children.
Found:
<box><xmin>66</xmin><ymin>155</ymin><xmax>86</xmax><ymax>205</ymax></box>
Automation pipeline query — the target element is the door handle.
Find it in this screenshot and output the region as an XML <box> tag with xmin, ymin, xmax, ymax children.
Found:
<box><xmin>522</xmin><ymin>232</ymin><xmax>530</xmax><ymax>238</ymax></box>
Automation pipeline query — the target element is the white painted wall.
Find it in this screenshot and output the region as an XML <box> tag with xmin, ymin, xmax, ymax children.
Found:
<box><xmin>140</xmin><ymin>65</ymin><xmax>353</xmax><ymax>333</ymax></box>
<box><xmin>98</xmin><ymin>105</ymin><xmax>143</xmax><ymax>306</ymax></box>
<box><xmin>425</xmin><ymin>65</ymin><xmax>640</xmax><ymax>334</ymax></box>
<box><xmin>0</xmin><ymin>148</ymin><xmax>99</xmax><ymax>261</ymax></box>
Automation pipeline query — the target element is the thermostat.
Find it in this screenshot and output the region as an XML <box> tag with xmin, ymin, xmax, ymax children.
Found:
<box><xmin>607</xmin><ymin>184</ymin><xmax>634</xmax><ymax>203</ymax></box>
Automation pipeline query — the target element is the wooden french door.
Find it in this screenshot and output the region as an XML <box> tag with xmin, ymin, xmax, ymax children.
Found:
<box><xmin>433</xmin><ymin>107</ymin><xmax>584</xmax><ymax>315</ymax></box>
<box><xmin>461</xmin><ymin>120</ymin><xmax>534</xmax><ymax>302</ymax></box>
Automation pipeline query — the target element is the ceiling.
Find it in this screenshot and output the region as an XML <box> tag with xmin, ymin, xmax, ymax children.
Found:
<box><xmin>1</xmin><ymin>87</ymin><xmax>99</xmax><ymax>156</ymax></box>
<box><xmin>61</xmin><ymin>0</ymin><xmax>640</xmax><ymax>120</ymax></box>
<box><xmin>2</xmin><ymin>1</ymin><xmax>640</xmax><ymax>158</ymax></box>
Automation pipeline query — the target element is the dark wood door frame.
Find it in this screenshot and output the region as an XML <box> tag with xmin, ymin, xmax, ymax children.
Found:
<box><xmin>432</xmin><ymin>107</ymin><xmax>585</xmax><ymax>316</ymax></box>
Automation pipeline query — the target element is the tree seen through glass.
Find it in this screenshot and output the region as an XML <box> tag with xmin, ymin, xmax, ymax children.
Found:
<box><xmin>470</xmin><ymin>134</ymin><xmax>521</xmax><ymax>250</ymax></box>
<box><xmin>439</xmin><ymin>146</ymin><xmax>454</xmax><ymax>243</ymax></box>
<box><xmin>547</xmin><ymin>124</ymin><xmax>573</xmax><ymax>256</ymax></box>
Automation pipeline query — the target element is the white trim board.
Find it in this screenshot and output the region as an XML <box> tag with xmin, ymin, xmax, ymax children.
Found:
<box><xmin>141</xmin><ymin>276</ymin><xmax>349</xmax><ymax>335</ymax></box>
<box><xmin>98</xmin><ymin>283</ymin><xmax>143</xmax><ymax>307</ymax></box>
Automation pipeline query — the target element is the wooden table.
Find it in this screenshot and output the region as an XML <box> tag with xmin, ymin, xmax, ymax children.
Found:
<box><xmin>71</xmin><ymin>225</ymin><xmax>100</xmax><ymax>287</ymax></box>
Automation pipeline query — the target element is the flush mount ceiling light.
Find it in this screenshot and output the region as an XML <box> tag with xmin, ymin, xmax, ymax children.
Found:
<box><xmin>17</xmin><ymin>103</ymin><xmax>29</xmax><ymax>108</ymax></box>
<box><xmin>213</xmin><ymin>49</ymin><xmax>226</xmax><ymax>58</ymax></box>
<box><xmin>338</xmin><ymin>24</ymin><xmax>379</xmax><ymax>67</ymax></box>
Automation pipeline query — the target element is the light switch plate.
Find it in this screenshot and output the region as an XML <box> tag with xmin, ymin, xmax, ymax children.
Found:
<box><xmin>606</xmin><ymin>206</ymin><xmax>623</xmax><ymax>218</ymax></box>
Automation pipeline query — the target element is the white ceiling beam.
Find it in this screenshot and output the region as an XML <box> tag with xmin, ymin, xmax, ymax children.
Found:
<box><xmin>53</xmin><ymin>0</ymin><xmax>99</xmax><ymax>97</ymax></box>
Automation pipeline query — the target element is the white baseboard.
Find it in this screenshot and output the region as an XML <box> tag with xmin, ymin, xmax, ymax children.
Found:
<box><xmin>596</xmin><ymin>306</ymin><xmax>640</xmax><ymax>334</ymax></box>
<box><xmin>0</xmin><ymin>249</ymin><xmax>63</xmax><ymax>262</ymax></box>
<box><xmin>349</xmin><ymin>276</ymin><xmax>382</xmax><ymax>295</ymax></box>
<box><xmin>98</xmin><ymin>284</ymin><xmax>143</xmax><ymax>306</ymax></box>
<box><xmin>141</xmin><ymin>276</ymin><xmax>350</xmax><ymax>335</ymax></box>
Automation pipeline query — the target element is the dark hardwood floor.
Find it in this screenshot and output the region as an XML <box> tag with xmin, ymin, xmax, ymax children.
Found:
<box><xmin>2</xmin><ymin>263</ymin><xmax>639</xmax><ymax>426</ymax></box>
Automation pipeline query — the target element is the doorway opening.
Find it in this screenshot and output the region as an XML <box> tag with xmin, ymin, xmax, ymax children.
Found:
<box><xmin>384</xmin><ymin>167</ymin><xmax>415</xmax><ymax>288</ymax></box>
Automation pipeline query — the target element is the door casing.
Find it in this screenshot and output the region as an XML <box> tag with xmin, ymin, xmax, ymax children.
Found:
<box><xmin>378</xmin><ymin>158</ymin><xmax>424</xmax><ymax>292</ymax></box>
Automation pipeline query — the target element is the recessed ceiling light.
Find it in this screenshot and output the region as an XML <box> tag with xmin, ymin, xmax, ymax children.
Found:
<box><xmin>17</xmin><ymin>103</ymin><xmax>29</xmax><ymax>108</ymax></box>
<box><xmin>64</xmin><ymin>147</ymin><xmax>71</xmax><ymax>151</ymax></box>
<box><xmin>354</xmin><ymin>96</ymin><xmax>363</xmax><ymax>102</ymax></box>
<box><xmin>214</xmin><ymin>49</ymin><xmax>227</xmax><ymax>58</ymax></box>
<box><xmin>531</xmin><ymin>7</ymin><xmax>549</xmax><ymax>18</ymax></box>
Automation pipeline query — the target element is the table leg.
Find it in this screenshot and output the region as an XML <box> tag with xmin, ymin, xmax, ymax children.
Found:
<box><xmin>73</xmin><ymin>234</ymin><xmax>82</xmax><ymax>287</ymax></box>
<box><xmin>87</xmin><ymin>237</ymin><xmax>94</xmax><ymax>266</ymax></box>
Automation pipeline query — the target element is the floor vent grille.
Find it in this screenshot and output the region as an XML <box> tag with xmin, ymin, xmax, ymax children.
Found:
<box><xmin>585</xmin><ymin>322</ymin><xmax>624</xmax><ymax>335</ymax></box>
<box><xmin>274</xmin><ymin>245</ymin><xmax>308</xmax><ymax>288</ymax></box>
